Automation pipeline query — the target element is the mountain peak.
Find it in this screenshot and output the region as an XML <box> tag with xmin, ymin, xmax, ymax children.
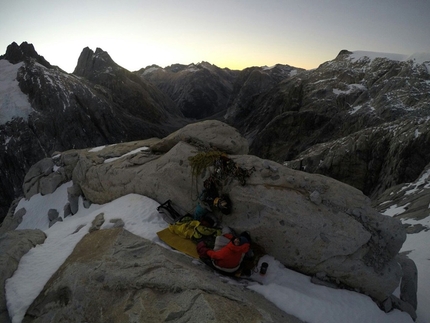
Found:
<box><xmin>335</xmin><ymin>49</ymin><xmax>353</xmax><ymax>58</ymax></box>
<box><xmin>73</xmin><ymin>47</ymin><xmax>118</xmax><ymax>77</ymax></box>
<box><xmin>0</xmin><ymin>41</ymin><xmax>52</xmax><ymax>68</ymax></box>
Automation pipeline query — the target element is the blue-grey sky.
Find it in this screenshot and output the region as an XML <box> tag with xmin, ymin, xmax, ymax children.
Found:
<box><xmin>1</xmin><ymin>0</ymin><xmax>429</xmax><ymax>72</ymax></box>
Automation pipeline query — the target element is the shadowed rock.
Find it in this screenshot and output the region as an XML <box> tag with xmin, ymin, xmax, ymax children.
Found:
<box><xmin>23</xmin><ymin>228</ymin><xmax>303</xmax><ymax>323</ymax></box>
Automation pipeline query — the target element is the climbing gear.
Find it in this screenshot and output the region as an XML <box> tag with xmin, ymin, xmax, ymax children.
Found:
<box><xmin>214</xmin><ymin>195</ymin><xmax>232</xmax><ymax>215</ymax></box>
<box><xmin>188</xmin><ymin>150</ymin><xmax>226</xmax><ymax>178</ymax></box>
<box><xmin>189</xmin><ymin>150</ymin><xmax>255</xmax><ymax>190</ymax></box>
<box><xmin>157</xmin><ymin>200</ymin><xmax>184</xmax><ymax>223</ymax></box>
<box><xmin>188</xmin><ymin>150</ymin><xmax>255</xmax><ymax>216</ymax></box>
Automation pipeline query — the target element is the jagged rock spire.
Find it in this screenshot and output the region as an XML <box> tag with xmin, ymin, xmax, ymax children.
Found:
<box><xmin>73</xmin><ymin>47</ymin><xmax>118</xmax><ymax>78</ymax></box>
<box><xmin>0</xmin><ymin>41</ymin><xmax>52</xmax><ymax>68</ymax></box>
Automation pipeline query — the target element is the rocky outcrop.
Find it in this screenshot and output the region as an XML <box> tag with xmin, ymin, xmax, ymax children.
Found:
<box><xmin>0</xmin><ymin>229</ymin><xmax>46</xmax><ymax>323</ymax></box>
<box><xmin>376</xmin><ymin>253</ymin><xmax>418</xmax><ymax>320</ymax></box>
<box><xmin>16</xmin><ymin>120</ymin><xmax>408</xmax><ymax>305</ymax></box>
<box><xmin>22</xmin><ymin>228</ymin><xmax>302</xmax><ymax>323</ymax></box>
<box><xmin>397</xmin><ymin>254</ymin><xmax>418</xmax><ymax>310</ymax></box>
<box><xmin>150</xmin><ymin>119</ymin><xmax>249</xmax><ymax>155</ymax></box>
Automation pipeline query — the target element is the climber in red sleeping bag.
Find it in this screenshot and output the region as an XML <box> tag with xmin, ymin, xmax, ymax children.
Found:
<box><xmin>197</xmin><ymin>233</ymin><xmax>250</xmax><ymax>274</ymax></box>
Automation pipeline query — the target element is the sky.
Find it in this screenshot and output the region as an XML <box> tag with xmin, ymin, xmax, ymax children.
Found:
<box><xmin>1</xmin><ymin>0</ymin><xmax>429</xmax><ymax>73</ymax></box>
<box><xmin>5</xmin><ymin>143</ymin><xmax>429</xmax><ymax>322</ymax></box>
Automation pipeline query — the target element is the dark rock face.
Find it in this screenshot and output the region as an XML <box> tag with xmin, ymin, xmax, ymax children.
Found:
<box><xmin>139</xmin><ymin>62</ymin><xmax>303</xmax><ymax>120</ymax></box>
<box><xmin>0</xmin><ymin>43</ymin><xmax>187</xmax><ymax>223</ymax></box>
<box><xmin>225</xmin><ymin>64</ymin><xmax>304</xmax><ymax>126</ymax></box>
<box><xmin>286</xmin><ymin>119</ymin><xmax>430</xmax><ymax>198</ymax></box>
<box><xmin>138</xmin><ymin>62</ymin><xmax>239</xmax><ymax>119</ymax></box>
<box><xmin>227</xmin><ymin>51</ymin><xmax>430</xmax><ymax>198</ymax></box>
<box><xmin>73</xmin><ymin>47</ymin><xmax>184</xmax><ymax>123</ymax></box>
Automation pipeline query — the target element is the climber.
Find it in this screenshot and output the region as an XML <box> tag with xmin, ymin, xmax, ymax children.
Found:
<box><xmin>197</xmin><ymin>232</ymin><xmax>250</xmax><ymax>275</ymax></box>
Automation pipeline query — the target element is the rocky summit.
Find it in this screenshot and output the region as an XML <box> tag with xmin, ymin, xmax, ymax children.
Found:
<box><xmin>0</xmin><ymin>120</ymin><xmax>417</xmax><ymax>321</ymax></box>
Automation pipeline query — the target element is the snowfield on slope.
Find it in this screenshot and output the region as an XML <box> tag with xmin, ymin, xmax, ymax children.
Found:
<box><xmin>0</xmin><ymin>60</ymin><xmax>33</xmax><ymax>125</ymax></box>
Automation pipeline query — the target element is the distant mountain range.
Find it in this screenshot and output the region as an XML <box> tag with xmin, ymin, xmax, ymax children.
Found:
<box><xmin>1</xmin><ymin>42</ymin><xmax>430</xmax><ymax>225</ymax></box>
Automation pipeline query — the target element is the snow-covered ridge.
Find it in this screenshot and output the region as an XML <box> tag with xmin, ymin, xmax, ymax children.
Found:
<box><xmin>333</xmin><ymin>83</ymin><xmax>367</xmax><ymax>95</ymax></box>
<box><xmin>142</xmin><ymin>66</ymin><xmax>162</xmax><ymax>75</ymax></box>
<box><xmin>350</xmin><ymin>51</ymin><xmax>430</xmax><ymax>65</ymax></box>
<box><xmin>0</xmin><ymin>60</ymin><xmax>33</xmax><ymax>125</ymax></box>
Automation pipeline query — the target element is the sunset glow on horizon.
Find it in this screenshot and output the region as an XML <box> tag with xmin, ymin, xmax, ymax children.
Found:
<box><xmin>1</xmin><ymin>0</ymin><xmax>429</xmax><ymax>73</ymax></box>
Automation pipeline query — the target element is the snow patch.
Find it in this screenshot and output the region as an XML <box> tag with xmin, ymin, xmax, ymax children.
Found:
<box><xmin>143</xmin><ymin>66</ymin><xmax>161</xmax><ymax>75</ymax></box>
<box><xmin>289</xmin><ymin>69</ymin><xmax>298</xmax><ymax>76</ymax></box>
<box><xmin>262</xmin><ymin>65</ymin><xmax>276</xmax><ymax>70</ymax></box>
<box><xmin>186</xmin><ymin>66</ymin><xmax>199</xmax><ymax>73</ymax></box>
<box><xmin>4</xmin><ymin>136</ymin><xmax>12</xmax><ymax>147</ymax></box>
<box><xmin>249</xmin><ymin>256</ymin><xmax>412</xmax><ymax>323</ymax></box>
<box><xmin>349</xmin><ymin>105</ymin><xmax>363</xmax><ymax>115</ymax></box>
<box><xmin>382</xmin><ymin>203</ymin><xmax>410</xmax><ymax>217</ymax></box>
<box><xmin>350</xmin><ymin>51</ymin><xmax>410</xmax><ymax>63</ymax></box>
<box><xmin>333</xmin><ymin>83</ymin><xmax>367</xmax><ymax>95</ymax></box>
<box><xmin>0</xmin><ymin>60</ymin><xmax>33</xmax><ymax>125</ymax></box>
<box><xmin>406</xmin><ymin>52</ymin><xmax>430</xmax><ymax>65</ymax></box>
<box><xmin>415</xmin><ymin>129</ymin><xmax>421</xmax><ymax>139</ymax></box>
<box><xmin>104</xmin><ymin>146</ymin><xmax>149</xmax><ymax>163</ymax></box>
<box><xmin>404</xmin><ymin>170</ymin><xmax>430</xmax><ymax>195</ymax></box>
<box><xmin>350</xmin><ymin>51</ymin><xmax>430</xmax><ymax>65</ymax></box>
<box><xmin>88</xmin><ymin>145</ymin><xmax>106</xmax><ymax>152</ymax></box>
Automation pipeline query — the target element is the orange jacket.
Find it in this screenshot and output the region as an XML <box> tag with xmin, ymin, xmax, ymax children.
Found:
<box><xmin>207</xmin><ymin>237</ymin><xmax>250</xmax><ymax>269</ymax></box>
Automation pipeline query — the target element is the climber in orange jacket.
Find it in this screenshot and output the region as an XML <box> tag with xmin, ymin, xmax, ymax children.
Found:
<box><xmin>198</xmin><ymin>233</ymin><xmax>250</xmax><ymax>274</ymax></box>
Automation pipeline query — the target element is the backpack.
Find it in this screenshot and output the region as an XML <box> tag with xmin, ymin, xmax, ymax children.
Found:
<box><xmin>157</xmin><ymin>200</ymin><xmax>192</xmax><ymax>223</ymax></box>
